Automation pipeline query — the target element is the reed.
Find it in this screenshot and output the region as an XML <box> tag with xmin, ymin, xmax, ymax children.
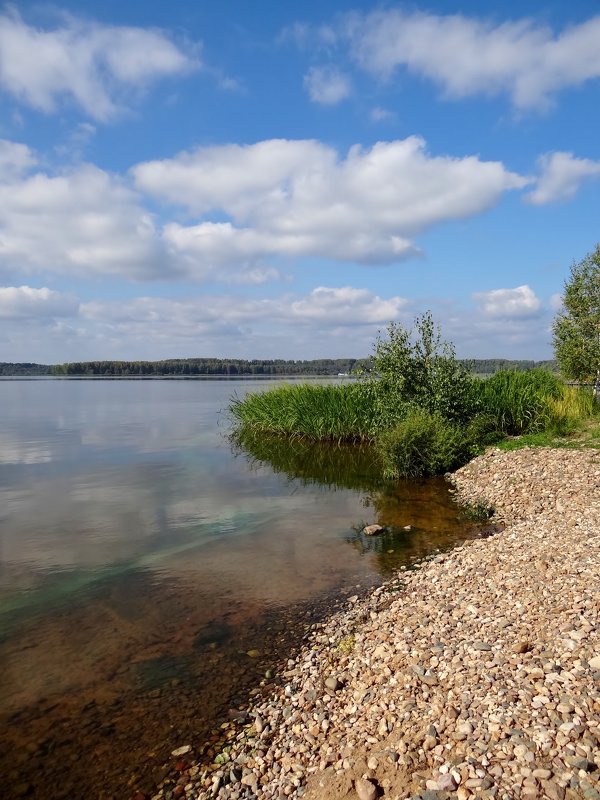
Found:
<box><xmin>229</xmin><ymin>381</ymin><xmax>377</xmax><ymax>442</ymax></box>
<box><xmin>545</xmin><ymin>385</ymin><xmax>598</xmax><ymax>434</ymax></box>
<box><xmin>476</xmin><ymin>369</ymin><xmax>563</xmax><ymax>435</ymax></box>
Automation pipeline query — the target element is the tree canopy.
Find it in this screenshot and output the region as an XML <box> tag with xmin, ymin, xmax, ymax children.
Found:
<box><xmin>552</xmin><ymin>245</ymin><xmax>600</xmax><ymax>387</ymax></box>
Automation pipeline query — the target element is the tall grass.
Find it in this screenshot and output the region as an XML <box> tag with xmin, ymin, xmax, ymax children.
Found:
<box><xmin>545</xmin><ymin>385</ymin><xmax>598</xmax><ymax>434</ymax></box>
<box><xmin>476</xmin><ymin>369</ymin><xmax>563</xmax><ymax>435</ymax></box>
<box><xmin>229</xmin><ymin>381</ymin><xmax>377</xmax><ymax>442</ymax></box>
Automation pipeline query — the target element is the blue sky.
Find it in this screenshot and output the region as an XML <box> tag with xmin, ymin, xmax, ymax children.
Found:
<box><xmin>0</xmin><ymin>1</ymin><xmax>599</xmax><ymax>362</ymax></box>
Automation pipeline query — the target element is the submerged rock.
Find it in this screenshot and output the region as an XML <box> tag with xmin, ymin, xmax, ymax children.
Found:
<box><xmin>363</xmin><ymin>524</ymin><xmax>384</xmax><ymax>536</ymax></box>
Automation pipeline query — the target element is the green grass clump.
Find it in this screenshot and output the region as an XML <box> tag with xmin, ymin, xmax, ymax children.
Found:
<box><xmin>476</xmin><ymin>369</ymin><xmax>564</xmax><ymax>435</ymax></box>
<box><xmin>229</xmin><ymin>381</ymin><xmax>377</xmax><ymax>442</ymax></box>
<box><xmin>544</xmin><ymin>385</ymin><xmax>598</xmax><ymax>435</ymax></box>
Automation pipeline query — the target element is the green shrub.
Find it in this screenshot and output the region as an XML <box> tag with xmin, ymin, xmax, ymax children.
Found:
<box><xmin>377</xmin><ymin>408</ymin><xmax>476</xmax><ymax>479</ymax></box>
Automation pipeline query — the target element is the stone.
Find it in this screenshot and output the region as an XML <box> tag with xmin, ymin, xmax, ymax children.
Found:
<box><xmin>363</xmin><ymin>524</ymin><xmax>385</xmax><ymax>536</ymax></box>
<box><xmin>588</xmin><ymin>655</ymin><xmax>600</xmax><ymax>670</ymax></box>
<box><xmin>436</xmin><ymin>773</ymin><xmax>459</xmax><ymax>791</ymax></box>
<box><xmin>171</xmin><ymin>745</ymin><xmax>192</xmax><ymax>757</ymax></box>
<box><xmin>254</xmin><ymin>714</ymin><xmax>265</xmax><ymax>734</ymax></box>
<box><xmin>325</xmin><ymin>676</ymin><xmax>342</xmax><ymax>692</ymax></box>
<box><xmin>355</xmin><ymin>777</ymin><xmax>378</xmax><ymax>800</ymax></box>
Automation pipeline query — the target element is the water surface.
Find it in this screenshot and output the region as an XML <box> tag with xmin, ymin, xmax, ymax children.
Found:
<box><xmin>0</xmin><ymin>379</ymin><xmax>481</xmax><ymax>799</ymax></box>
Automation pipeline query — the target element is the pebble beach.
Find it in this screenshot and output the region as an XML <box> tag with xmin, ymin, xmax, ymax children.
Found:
<box><xmin>152</xmin><ymin>446</ymin><xmax>600</xmax><ymax>800</ymax></box>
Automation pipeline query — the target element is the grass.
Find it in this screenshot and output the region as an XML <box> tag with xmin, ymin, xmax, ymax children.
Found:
<box><xmin>497</xmin><ymin>418</ymin><xmax>600</xmax><ymax>451</ymax></box>
<box><xmin>476</xmin><ymin>368</ymin><xmax>564</xmax><ymax>435</ymax></box>
<box><xmin>230</xmin><ymin>370</ymin><xmax>600</xmax><ymax>479</ymax></box>
<box><xmin>229</xmin><ymin>381</ymin><xmax>377</xmax><ymax>442</ymax></box>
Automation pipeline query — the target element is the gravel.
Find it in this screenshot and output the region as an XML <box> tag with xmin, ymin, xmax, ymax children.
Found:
<box><xmin>151</xmin><ymin>447</ymin><xmax>600</xmax><ymax>800</ymax></box>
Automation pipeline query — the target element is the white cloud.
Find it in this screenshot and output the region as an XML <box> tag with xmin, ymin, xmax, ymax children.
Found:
<box><xmin>289</xmin><ymin>286</ymin><xmax>407</xmax><ymax>323</ymax></box>
<box><xmin>0</xmin><ymin>285</ymin><xmax>78</xmax><ymax>318</ymax></box>
<box><xmin>549</xmin><ymin>292</ymin><xmax>563</xmax><ymax>311</ymax></box>
<box><xmin>0</xmin><ymin>135</ymin><xmax>533</xmax><ymax>285</ymax></box>
<box><xmin>0</xmin><ymin>8</ymin><xmax>199</xmax><ymax>120</ymax></box>
<box><xmin>473</xmin><ymin>284</ymin><xmax>542</xmax><ymax>318</ymax></box>
<box><xmin>370</xmin><ymin>106</ymin><xmax>395</xmax><ymax>123</ymax></box>
<box><xmin>290</xmin><ymin>286</ymin><xmax>409</xmax><ymax>326</ymax></box>
<box><xmin>65</xmin><ymin>286</ymin><xmax>410</xmax><ymax>359</ymax></box>
<box><xmin>82</xmin><ymin>285</ymin><xmax>407</xmax><ymax>331</ymax></box>
<box><xmin>0</xmin><ymin>161</ymin><xmax>172</xmax><ymax>280</ymax></box>
<box><xmin>0</xmin><ymin>138</ymin><xmax>36</xmax><ymax>180</ymax></box>
<box><xmin>526</xmin><ymin>151</ymin><xmax>600</xmax><ymax>204</ymax></box>
<box><xmin>343</xmin><ymin>10</ymin><xmax>600</xmax><ymax>109</ymax></box>
<box><xmin>304</xmin><ymin>66</ymin><xmax>352</xmax><ymax>105</ymax></box>
<box><xmin>134</xmin><ymin>136</ymin><xmax>528</xmax><ymax>266</ymax></box>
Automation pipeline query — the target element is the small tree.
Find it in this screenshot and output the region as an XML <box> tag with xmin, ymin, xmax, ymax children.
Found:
<box><xmin>369</xmin><ymin>311</ymin><xmax>478</xmax><ymax>428</ymax></box>
<box><xmin>552</xmin><ymin>245</ymin><xmax>600</xmax><ymax>393</ymax></box>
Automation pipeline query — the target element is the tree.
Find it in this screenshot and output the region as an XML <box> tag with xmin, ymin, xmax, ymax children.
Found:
<box><xmin>552</xmin><ymin>245</ymin><xmax>600</xmax><ymax>393</ymax></box>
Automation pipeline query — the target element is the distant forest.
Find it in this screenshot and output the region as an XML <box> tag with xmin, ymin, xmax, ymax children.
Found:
<box><xmin>0</xmin><ymin>358</ymin><xmax>558</xmax><ymax>377</ymax></box>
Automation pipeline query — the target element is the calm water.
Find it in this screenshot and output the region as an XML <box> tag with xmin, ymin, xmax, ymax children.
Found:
<box><xmin>0</xmin><ymin>379</ymin><xmax>482</xmax><ymax>799</ymax></box>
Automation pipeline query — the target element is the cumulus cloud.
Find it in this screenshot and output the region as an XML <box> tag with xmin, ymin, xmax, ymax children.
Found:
<box><xmin>289</xmin><ymin>286</ymin><xmax>407</xmax><ymax>323</ymax></box>
<box><xmin>0</xmin><ymin>285</ymin><xmax>79</xmax><ymax>318</ymax></box>
<box><xmin>340</xmin><ymin>10</ymin><xmax>600</xmax><ymax>110</ymax></box>
<box><xmin>0</xmin><ymin>8</ymin><xmax>199</xmax><ymax>120</ymax></box>
<box><xmin>0</xmin><ymin>136</ymin><xmax>531</xmax><ymax>284</ymax></box>
<box><xmin>134</xmin><ymin>136</ymin><xmax>528</xmax><ymax>266</ymax></box>
<box><xmin>473</xmin><ymin>284</ymin><xmax>542</xmax><ymax>318</ymax></box>
<box><xmin>526</xmin><ymin>151</ymin><xmax>600</xmax><ymax>204</ymax></box>
<box><xmin>0</xmin><ymin>161</ymin><xmax>173</xmax><ymax>280</ymax></box>
<box><xmin>304</xmin><ymin>66</ymin><xmax>352</xmax><ymax>104</ymax></box>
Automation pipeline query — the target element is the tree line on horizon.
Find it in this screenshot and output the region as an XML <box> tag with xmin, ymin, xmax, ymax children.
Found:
<box><xmin>0</xmin><ymin>357</ymin><xmax>558</xmax><ymax>377</ymax></box>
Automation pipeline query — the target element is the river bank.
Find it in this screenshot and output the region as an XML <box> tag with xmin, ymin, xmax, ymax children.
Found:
<box><xmin>158</xmin><ymin>446</ymin><xmax>600</xmax><ymax>800</ymax></box>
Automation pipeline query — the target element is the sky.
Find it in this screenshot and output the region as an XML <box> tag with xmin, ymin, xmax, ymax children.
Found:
<box><xmin>0</xmin><ymin>1</ymin><xmax>599</xmax><ymax>363</ymax></box>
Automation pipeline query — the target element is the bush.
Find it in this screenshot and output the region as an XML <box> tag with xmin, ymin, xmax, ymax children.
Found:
<box><xmin>377</xmin><ymin>408</ymin><xmax>476</xmax><ymax>479</ymax></box>
<box><xmin>368</xmin><ymin>312</ymin><xmax>479</xmax><ymax>430</ymax></box>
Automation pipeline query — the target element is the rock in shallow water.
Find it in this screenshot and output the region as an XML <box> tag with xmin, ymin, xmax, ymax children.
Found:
<box><xmin>363</xmin><ymin>524</ymin><xmax>384</xmax><ymax>536</ymax></box>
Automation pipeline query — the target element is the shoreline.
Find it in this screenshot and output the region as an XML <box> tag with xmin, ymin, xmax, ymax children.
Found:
<box><xmin>150</xmin><ymin>446</ymin><xmax>600</xmax><ymax>800</ymax></box>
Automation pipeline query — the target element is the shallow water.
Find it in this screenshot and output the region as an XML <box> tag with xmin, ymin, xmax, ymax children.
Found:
<box><xmin>0</xmin><ymin>379</ymin><xmax>481</xmax><ymax>799</ymax></box>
